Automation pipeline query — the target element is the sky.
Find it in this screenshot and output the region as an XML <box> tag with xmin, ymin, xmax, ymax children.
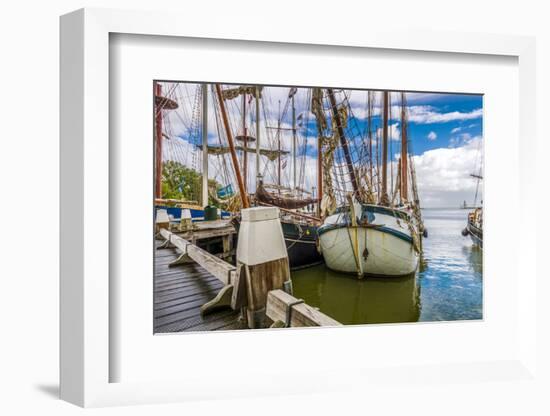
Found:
<box><xmin>158</xmin><ymin>82</ymin><xmax>483</xmax><ymax>208</ymax></box>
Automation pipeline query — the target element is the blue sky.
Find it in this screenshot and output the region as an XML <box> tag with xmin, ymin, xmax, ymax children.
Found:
<box><xmin>397</xmin><ymin>93</ymin><xmax>482</xmax><ymax>154</ymax></box>
<box><xmin>160</xmin><ymin>83</ymin><xmax>484</xmax><ymax>208</ymax></box>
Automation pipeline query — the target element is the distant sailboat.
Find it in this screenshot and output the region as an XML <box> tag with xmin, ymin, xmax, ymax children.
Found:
<box><xmin>462</xmin><ymin>170</ymin><xmax>483</xmax><ymax>247</ymax></box>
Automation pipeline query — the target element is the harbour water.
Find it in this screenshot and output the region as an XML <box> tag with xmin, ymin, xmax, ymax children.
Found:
<box><xmin>291</xmin><ymin>209</ymin><xmax>483</xmax><ymax>325</ymax></box>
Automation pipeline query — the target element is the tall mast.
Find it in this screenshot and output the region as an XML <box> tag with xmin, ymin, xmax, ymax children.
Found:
<box><xmin>201</xmin><ymin>83</ymin><xmax>209</xmax><ymax>207</ymax></box>
<box><xmin>376</xmin><ymin>128</ymin><xmax>380</xmax><ymax>201</ymax></box>
<box><xmin>317</xmin><ymin>133</ymin><xmax>323</xmax><ymax>216</ymax></box>
<box><xmin>326</xmin><ymin>89</ymin><xmax>360</xmax><ymax>198</ymax></box>
<box><xmin>400</xmin><ymin>92</ymin><xmax>408</xmax><ymax>203</ymax></box>
<box><xmin>154</xmin><ymin>82</ymin><xmax>163</xmax><ymax>199</ymax></box>
<box><xmin>291</xmin><ymin>89</ymin><xmax>297</xmax><ymax>194</ymax></box>
<box><xmin>381</xmin><ymin>90</ymin><xmax>389</xmax><ymax>205</ymax></box>
<box><xmin>214</xmin><ymin>84</ymin><xmax>250</xmax><ymax>208</ymax></box>
<box><xmin>367</xmin><ymin>91</ymin><xmax>373</xmax><ymax>188</ymax></box>
<box><xmin>317</xmin><ymin>120</ymin><xmax>323</xmax><ymax>218</ymax></box>
<box><xmin>277</xmin><ymin>100</ymin><xmax>281</xmax><ymax>191</ymax></box>
<box><xmin>242</xmin><ymin>93</ymin><xmax>248</xmax><ymax>193</ymax></box>
<box><xmin>255</xmin><ymin>86</ymin><xmax>261</xmax><ymax>189</ymax></box>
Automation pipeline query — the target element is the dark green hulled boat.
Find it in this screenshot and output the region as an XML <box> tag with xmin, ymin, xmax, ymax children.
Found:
<box><xmin>280</xmin><ymin>217</ymin><xmax>323</xmax><ymax>270</ymax></box>
<box><xmin>232</xmin><ymin>213</ymin><xmax>323</xmax><ymax>270</ymax></box>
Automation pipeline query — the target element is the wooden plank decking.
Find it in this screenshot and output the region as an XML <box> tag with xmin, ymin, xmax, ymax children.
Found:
<box><xmin>154</xmin><ymin>240</ymin><xmax>245</xmax><ymax>333</ymax></box>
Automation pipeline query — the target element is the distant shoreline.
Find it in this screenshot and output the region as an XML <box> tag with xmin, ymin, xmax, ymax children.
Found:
<box><xmin>421</xmin><ymin>206</ymin><xmax>480</xmax><ymax>210</ymax></box>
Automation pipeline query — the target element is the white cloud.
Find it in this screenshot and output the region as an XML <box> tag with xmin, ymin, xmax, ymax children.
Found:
<box><xmin>412</xmin><ymin>136</ymin><xmax>483</xmax><ymax>208</ymax></box>
<box><xmin>407</xmin><ymin>106</ymin><xmax>482</xmax><ymax>124</ymax></box>
<box><xmin>427</xmin><ymin>131</ymin><xmax>437</xmax><ymax>141</ymax></box>
<box><xmin>349</xmin><ymin>103</ymin><xmax>482</xmax><ymax>126</ymax></box>
<box><xmin>376</xmin><ymin>122</ymin><xmax>400</xmax><ymax>141</ymax></box>
<box><xmin>449</xmin><ymin>133</ymin><xmax>472</xmax><ymax>148</ymax></box>
<box><xmin>451</xmin><ymin>127</ymin><xmax>462</xmax><ymax>134</ymax></box>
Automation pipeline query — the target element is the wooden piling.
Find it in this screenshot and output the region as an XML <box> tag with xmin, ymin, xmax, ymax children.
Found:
<box><xmin>236</xmin><ymin>207</ymin><xmax>291</xmax><ymax>328</ymax></box>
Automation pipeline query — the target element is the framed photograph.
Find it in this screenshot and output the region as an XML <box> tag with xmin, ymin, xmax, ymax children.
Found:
<box><xmin>60</xmin><ymin>8</ymin><xmax>538</xmax><ymax>407</ymax></box>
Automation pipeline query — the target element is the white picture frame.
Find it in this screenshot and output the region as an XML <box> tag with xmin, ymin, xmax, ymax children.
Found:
<box><xmin>60</xmin><ymin>8</ymin><xmax>538</xmax><ymax>407</ymax></box>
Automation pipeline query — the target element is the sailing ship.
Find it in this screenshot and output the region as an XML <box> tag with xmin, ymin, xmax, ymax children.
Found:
<box><xmin>155</xmin><ymin>82</ymin><xmax>324</xmax><ymax>269</ymax></box>
<box><xmin>316</xmin><ymin>89</ymin><xmax>425</xmax><ymax>277</ymax></box>
<box><xmin>462</xmin><ymin>169</ymin><xmax>483</xmax><ymax>247</ymax></box>
<box><xmin>250</xmin><ymin>87</ymin><xmax>323</xmax><ymax>269</ymax></box>
<box><xmin>154</xmin><ymin>83</ymin><xmax>425</xmax><ymax>275</ymax></box>
<box><xmin>463</xmin><ymin>206</ymin><xmax>483</xmax><ymax>247</ymax></box>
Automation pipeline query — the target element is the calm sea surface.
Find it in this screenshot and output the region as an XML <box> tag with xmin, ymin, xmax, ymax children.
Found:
<box><xmin>291</xmin><ymin>209</ymin><xmax>483</xmax><ymax>325</ymax></box>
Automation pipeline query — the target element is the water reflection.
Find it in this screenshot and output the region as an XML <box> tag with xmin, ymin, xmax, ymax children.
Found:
<box><xmin>462</xmin><ymin>245</ymin><xmax>482</xmax><ymax>276</ymax></box>
<box><xmin>292</xmin><ymin>265</ymin><xmax>420</xmax><ymax>325</ymax></box>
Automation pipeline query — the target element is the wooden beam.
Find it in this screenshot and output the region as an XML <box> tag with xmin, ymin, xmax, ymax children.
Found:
<box><xmin>214</xmin><ymin>84</ymin><xmax>250</xmax><ymax>208</ymax></box>
<box><xmin>256</xmin><ymin>201</ymin><xmax>321</xmax><ymax>224</ymax></box>
<box><xmin>154</xmin><ymin>82</ymin><xmax>163</xmax><ymax>199</ymax></box>
<box><xmin>381</xmin><ymin>90</ymin><xmax>389</xmax><ymax>205</ymax></box>
<box><xmin>173</xmin><ymin>227</ymin><xmax>236</xmax><ymax>242</ymax></box>
<box><xmin>159</xmin><ymin>228</ymin><xmax>236</xmax><ymax>285</ymax></box>
<box><xmin>400</xmin><ymin>92</ymin><xmax>408</xmax><ymax>202</ymax></box>
<box><xmin>266</xmin><ymin>290</ymin><xmax>342</xmax><ymax>327</ymax></box>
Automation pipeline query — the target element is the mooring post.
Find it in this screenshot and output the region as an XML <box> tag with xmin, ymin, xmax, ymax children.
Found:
<box><xmin>155</xmin><ymin>208</ymin><xmax>170</xmax><ymax>234</ymax></box>
<box><xmin>236</xmin><ymin>207</ymin><xmax>291</xmax><ymax>328</ymax></box>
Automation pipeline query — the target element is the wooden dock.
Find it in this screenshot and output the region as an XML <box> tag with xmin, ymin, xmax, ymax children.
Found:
<box><xmin>154</xmin><ymin>239</ymin><xmax>245</xmax><ymax>333</ymax></box>
<box><xmin>154</xmin><ymin>222</ymin><xmax>341</xmax><ymax>333</ymax></box>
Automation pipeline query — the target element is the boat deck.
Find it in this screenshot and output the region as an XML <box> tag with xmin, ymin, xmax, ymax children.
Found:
<box><xmin>154</xmin><ymin>239</ymin><xmax>245</xmax><ymax>333</ymax></box>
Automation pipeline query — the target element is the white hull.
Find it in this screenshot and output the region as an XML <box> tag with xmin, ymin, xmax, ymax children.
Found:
<box><xmin>319</xmin><ymin>208</ymin><xmax>420</xmax><ymax>277</ymax></box>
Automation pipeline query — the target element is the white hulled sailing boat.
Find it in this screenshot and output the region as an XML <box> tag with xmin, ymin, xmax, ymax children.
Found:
<box><xmin>317</xmin><ymin>90</ymin><xmax>424</xmax><ymax>277</ymax></box>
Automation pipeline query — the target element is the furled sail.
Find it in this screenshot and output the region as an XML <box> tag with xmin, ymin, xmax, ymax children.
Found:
<box><xmin>255</xmin><ymin>182</ymin><xmax>316</xmax><ymax>210</ymax></box>
<box><xmin>311</xmin><ymin>88</ymin><xmax>327</xmax><ymax>130</ymax></box>
<box><xmin>221</xmin><ymin>85</ymin><xmax>263</xmax><ymax>101</ymax></box>
<box><xmin>319</xmin><ymin>134</ymin><xmax>337</xmax><ymax>216</ymax></box>
<box><xmin>197</xmin><ymin>144</ymin><xmax>288</xmax><ymax>162</ymax></box>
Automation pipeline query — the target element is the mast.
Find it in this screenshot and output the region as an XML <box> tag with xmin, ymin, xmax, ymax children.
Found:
<box><xmin>214</xmin><ymin>84</ymin><xmax>250</xmax><ymax>208</ymax></box>
<box><xmin>367</xmin><ymin>91</ymin><xmax>373</xmax><ymax>188</ymax></box>
<box><xmin>201</xmin><ymin>83</ymin><xmax>209</xmax><ymax>207</ymax></box>
<box><xmin>255</xmin><ymin>86</ymin><xmax>261</xmax><ymax>189</ymax></box>
<box><xmin>326</xmin><ymin>89</ymin><xmax>360</xmax><ymax>198</ymax></box>
<box><xmin>376</xmin><ymin>128</ymin><xmax>380</xmax><ymax>201</ymax></box>
<box><xmin>400</xmin><ymin>92</ymin><xmax>408</xmax><ymax>203</ymax></box>
<box><xmin>291</xmin><ymin>88</ymin><xmax>297</xmax><ymax>195</ymax></box>
<box><xmin>242</xmin><ymin>93</ymin><xmax>248</xmax><ymax>193</ymax></box>
<box><xmin>381</xmin><ymin>90</ymin><xmax>389</xmax><ymax>205</ymax></box>
<box><xmin>317</xmin><ymin>133</ymin><xmax>323</xmax><ymax>216</ymax></box>
<box><xmin>316</xmin><ymin>120</ymin><xmax>323</xmax><ymax>218</ymax></box>
<box><xmin>277</xmin><ymin>100</ymin><xmax>281</xmax><ymax>191</ymax></box>
<box><xmin>154</xmin><ymin>82</ymin><xmax>163</xmax><ymax>199</ymax></box>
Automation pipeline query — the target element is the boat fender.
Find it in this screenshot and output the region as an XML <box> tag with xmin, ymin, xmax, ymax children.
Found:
<box><xmin>423</xmin><ymin>229</ymin><xmax>428</xmax><ymax>238</ymax></box>
<box><xmin>461</xmin><ymin>228</ymin><xmax>468</xmax><ymax>237</ymax></box>
<box><xmin>363</xmin><ymin>247</ymin><xmax>369</xmax><ymax>260</ymax></box>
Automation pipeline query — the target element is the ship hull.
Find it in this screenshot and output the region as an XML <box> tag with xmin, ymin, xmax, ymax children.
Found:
<box><xmin>462</xmin><ymin>207</ymin><xmax>483</xmax><ymax>248</ymax></box>
<box><xmin>232</xmin><ymin>216</ymin><xmax>323</xmax><ymax>270</ymax></box>
<box><xmin>281</xmin><ymin>220</ymin><xmax>323</xmax><ymax>270</ymax></box>
<box><xmin>318</xmin><ymin>205</ymin><xmax>419</xmax><ymax>277</ymax></box>
<box><xmin>466</xmin><ymin>222</ymin><xmax>483</xmax><ymax>248</ymax></box>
